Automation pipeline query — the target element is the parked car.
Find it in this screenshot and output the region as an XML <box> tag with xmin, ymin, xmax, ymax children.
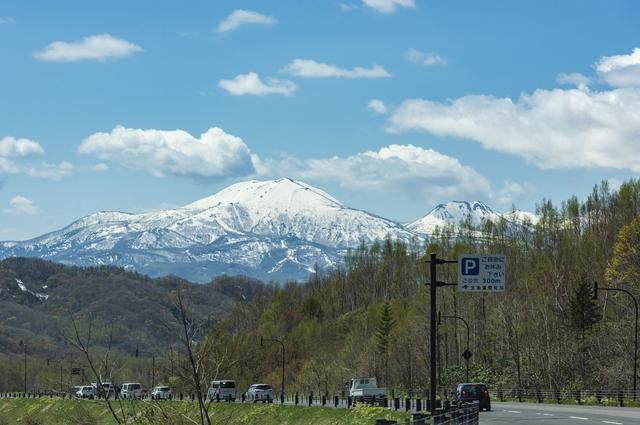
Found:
<box><xmin>76</xmin><ymin>385</ymin><xmax>95</xmax><ymax>399</ymax></box>
<box><xmin>120</xmin><ymin>382</ymin><xmax>143</xmax><ymax>399</ymax></box>
<box><xmin>151</xmin><ymin>386</ymin><xmax>172</xmax><ymax>400</ymax></box>
<box><xmin>245</xmin><ymin>384</ymin><xmax>273</xmax><ymax>403</ymax></box>
<box><xmin>453</xmin><ymin>383</ymin><xmax>491</xmax><ymax>411</ymax></box>
<box><xmin>92</xmin><ymin>382</ymin><xmax>116</xmax><ymax>398</ymax></box>
<box><xmin>208</xmin><ymin>380</ymin><xmax>236</xmax><ymax>402</ymax></box>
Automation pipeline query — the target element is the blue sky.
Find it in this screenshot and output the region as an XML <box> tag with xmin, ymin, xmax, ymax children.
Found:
<box><xmin>1</xmin><ymin>0</ymin><xmax>640</xmax><ymax>240</ymax></box>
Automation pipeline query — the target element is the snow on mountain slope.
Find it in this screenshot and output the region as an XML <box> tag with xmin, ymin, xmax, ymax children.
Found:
<box><xmin>408</xmin><ymin>201</ymin><xmax>502</xmax><ymax>234</ymax></box>
<box><xmin>0</xmin><ymin>179</ymin><xmax>415</xmax><ymax>282</ymax></box>
<box><xmin>0</xmin><ymin>180</ymin><xmax>536</xmax><ymax>282</ymax></box>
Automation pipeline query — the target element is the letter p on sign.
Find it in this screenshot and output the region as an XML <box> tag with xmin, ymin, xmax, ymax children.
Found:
<box><xmin>461</xmin><ymin>258</ymin><xmax>480</xmax><ymax>275</ymax></box>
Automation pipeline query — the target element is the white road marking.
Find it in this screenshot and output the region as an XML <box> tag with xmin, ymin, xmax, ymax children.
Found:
<box><xmin>570</xmin><ymin>417</ymin><xmax>589</xmax><ymax>421</ymax></box>
<box><xmin>535</xmin><ymin>412</ymin><xmax>554</xmax><ymax>416</ymax></box>
<box><xmin>602</xmin><ymin>421</ymin><xmax>623</xmax><ymax>425</ymax></box>
<box><xmin>505</xmin><ymin>410</ymin><xmax>522</xmax><ymax>414</ymax></box>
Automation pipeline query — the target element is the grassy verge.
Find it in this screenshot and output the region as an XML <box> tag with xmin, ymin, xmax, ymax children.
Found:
<box><xmin>0</xmin><ymin>398</ymin><xmax>414</xmax><ymax>425</ymax></box>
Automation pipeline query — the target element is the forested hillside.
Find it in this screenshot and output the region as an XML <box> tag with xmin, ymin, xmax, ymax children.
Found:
<box><xmin>3</xmin><ymin>179</ymin><xmax>640</xmax><ymax>398</ymax></box>
<box><xmin>202</xmin><ymin>179</ymin><xmax>640</xmax><ymax>395</ymax></box>
<box><xmin>0</xmin><ymin>258</ymin><xmax>253</xmax><ymax>391</ymax></box>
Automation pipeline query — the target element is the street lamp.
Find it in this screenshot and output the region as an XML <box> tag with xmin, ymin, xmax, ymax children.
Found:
<box><xmin>135</xmin><ymin>348</ymin><xmax>156</xmax><ymax>390</ymax></box>
<box><xmin>19</xmin><ymin>340</ymin><xmax>27</xmax><ymax>394</ymax></box>
<box><xmin>592</xmin><ymin>281</ymin><xmax>638</xmax><ymax>399</ymax></box>
<box><xmin>47</xmin><ymin>357</ymin><xmax>64</xmax><ymax>394</ymax></box>
<box><xmin>438</xmin><ymin>312</ymin><xmax>472</xmax><ymax>382</ymax></box>
<box><xmin>260</xmin><ymin>336</ymin><xmax>285</xmax><ymax>404</ymax></box>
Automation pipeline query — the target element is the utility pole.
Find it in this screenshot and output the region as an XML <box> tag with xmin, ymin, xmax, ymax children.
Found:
<box><xmin>261</xmin><ymin>336</ymin><xmax>285</xmax><ymax>404</ymax></box>
<box><xmin>425</xmin><ymin>253</ymin><xmax>458</xmax><ymax>422</ymax></box>
<box><xmin>19</xmin><ymin>340</ymin><xmax>27</xmax><ymax>394</ymax></box>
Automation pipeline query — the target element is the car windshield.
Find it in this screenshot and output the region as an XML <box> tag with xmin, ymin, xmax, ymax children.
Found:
<box><xmin>158</xmin><ymin>387</ymin><xmax>170</xmax><ymax>391</ymax></box>
<box><xmin>462</xmin><ymin>384</ymin><xmax>487</xmax><ymax>396</ymax></box>
<box><xmin>220</xmin><ymin>381</ymin><xmax>235</xmax><ymax>388</ymax></box>
<box><xmin>256</xmin><ymin>385</ymin><xmax>271</xmax><ymax>390</ymax></box>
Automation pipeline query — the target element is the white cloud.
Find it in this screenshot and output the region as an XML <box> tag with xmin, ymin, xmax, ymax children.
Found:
<box><xmin>78</xmin><ymin>126</ymin><xmax>255</xmax><ymax>179</ymax></box>
<box><xmin>254</xmin><ymin>144</ymin><xmax>490</xmax><ymax>202</ymax></box>
<box><xmin>4</xmin><ymin>196</ymin><xmax>39</xmax><ymax>215</ymax></box>
<box><xmin>0</xmin><ymin>136</ymin><xmax>45</xmax><ymax>157</ymax></box>
<box><xmin>283</xmin><ymin>59</ymin><xmax>391</xmax><ymax>79</ymax></box>
<box><xmin>387</xmin><ymin>86</ymin><xmax>640</xmax><ymax>171</ymax></box>
<box><xmin>26</xmin><ymin>162</ymin><xmax>73</xmax><ymax>180</ymax></box>
<box><xmin>362</xmin><ymin>0</ymin><xmax>415</xmax><ymax>14</ymax></box>
<box><xmin>595</xmin><ymin>48</ymin><xmax>640</xmax><ymax>87</ymax></box>
<box><xmin>497</xmin><ymin>180</ymin><xmax>535</xmax><ymax>205</ymax></box>
<box><xmin>93</xmin><ymin>163</ymin><xmax>109</xmax><ymax>172</ymax></box>
<box><xmin>0</xmin><ymin>158</ymin><xmax>18</xmax><ymax>174</ymax></box>
<box><xmin>556</xmin><ymin>72</ymin><xmax>591</xmax><ymax>90</ymax></box>
<box><xmin>218</xmin><ymin>72</ymin><xmax>296</xmax><ymax>96</ymax></box>
<box><xmin>368</xmin><ymin>99</ymin><xmax>388</xmax><ymax>114</ymax></box>
<box><xmin>0</xmin><ymin>16</ymin><xmax>15</xmax><ymax>24</ymax></box>
<box><xmin>338</xmin><ymin>3</ymin><xmax>358</xmax><ymax>11</ymax></box>
<box><xmin>406</xmin><ymin>48</ymin><xmax>447</xmax><ymax>66</ymax></box>
<box><xmin>34</xmin><ymin>34</ymin><xmax>142</xmax><ymax>62</ymax></box>
<box><xmin>216</xmin><ymin>10</ymin><xmax>277</xmax><ymax>33</ymax></box>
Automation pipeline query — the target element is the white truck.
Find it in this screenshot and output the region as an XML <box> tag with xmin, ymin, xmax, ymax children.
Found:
<box><xmin>349</xmin><ymin>377</ymin><xmax>386</xmax><ymax>401</ymax></box>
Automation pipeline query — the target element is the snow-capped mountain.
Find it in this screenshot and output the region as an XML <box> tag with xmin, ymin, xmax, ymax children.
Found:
<box><xmin>0</xmin><ymin>180</ymin><xmax>537</xmax><ymax>283</ymax></box>
<box><xmin>408</xmin><ymin>201</ymin><xmax>502</xmax><ymax>234</ymax></box>
<box><xmin>0</xmin><ymin>179</ymin><xmax>416</xmax><ymax>282</ymax></box>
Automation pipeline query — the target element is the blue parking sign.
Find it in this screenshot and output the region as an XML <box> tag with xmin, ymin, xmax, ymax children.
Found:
<box><xmin>458</xmin><ymin>254</ymin><xmax>506</xmax><ymax>292</ymax></box>
<box><xmin>460</xmin><ymin>257</ymin><xmax>480</xmax><ymax>275</ymax></box>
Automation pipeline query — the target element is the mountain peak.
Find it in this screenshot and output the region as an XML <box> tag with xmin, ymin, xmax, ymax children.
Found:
<box><xmin>183</xmin><ymin>178</ymin><xmax>344</xmax><ymax>211</ymax></box>
<box><xmin>408</xmin><ymin>200</ymin><xmax>500</xmax><ymax>234</ymax></box>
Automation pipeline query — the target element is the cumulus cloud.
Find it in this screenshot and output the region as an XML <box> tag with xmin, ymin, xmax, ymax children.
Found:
<box><xmin>0</xmin><ymin>158</ymin><xmax>18</xmax><ymax>174</ymax></box>
<box><xmin>26</xmin><ymin>162</ymin><xmax>73</xmax><ymax>180</ymax></box>
<box><xmin>254</xmin><ymin>144</ymin><xmax>490</xmax><ymax>202</ymax></box>
<box><xmin>283</xmin><ymin>59</ymin><xmax>391</xmax><ymax>79</ymax></box>
<box><xmin>34</xmin><ymin>34</ymin><xmax>142</xmax><ymax>62</ymax></box>
<box><xmin>216</xmin><ymin>10</ymin><xmax>277</xmax><ymax>33</ymax></box>
<box><xmin>406</xmin><ymin>48</ymin><xmax>447</xmax><ymax>66</ymax></box>
<box><xmin>368</xmin><ymin>99</ymin><xmax>388</xmax><ymax>114</ymax></box>
<box><xmin>556</xmin><ymin>72</ymin><xmax>591</xmax><ymax>91</ymax></box>
<box><xmin>0</xmin><ymin>136</ymin><xmax>45</xmax><ymax>157</ymax></box>
<box><xmin>78</xmin><ymin>126</ymin><xmax>255</xmax><ymax>180</ymax></box>
<box><xmin>218</xmin><ymin>72</ymin><xmax>296</xmax><ymax>96</ymax></box>
<box><xmin>595</xmin><ymin>48</ymin><xmax>640</xmax><ymax>88</ymax></box>
<box><xmin>497</xmin><ymin>180</ymin><xmax>535</xmax><ymax>205</ymax></box>
<box><xmin>4</xmin><ymin>196</ymin><xmax>39</xmax><ymax>215</ymax></box>
<box><xmin>387</xmin><ymin>85</ymin><xmax>640</xmax><ymax>171</ymax></box>
<box><xmin>362</xmin><ymin>0</ymin><xmax>415</xmax><ymax>13</ymax></box>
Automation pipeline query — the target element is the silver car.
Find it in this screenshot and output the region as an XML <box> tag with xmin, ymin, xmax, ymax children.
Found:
<box><xmin>151</xmin><ymin>386</ymin><xmax>171</xmax><ymax>400</ymax></box>
<box><xmin>246</xmin><ymin>384</ymin><xmax>273</xmax><ymax>403</ymax></box>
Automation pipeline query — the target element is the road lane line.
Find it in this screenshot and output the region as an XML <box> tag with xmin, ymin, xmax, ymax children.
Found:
<box><xmin>570</xmin><ymin>417</ymin><xmax>589</xmax><ymax>421</ymax></box>
<box><xmin>505</xmin><ymin>410</ymin><xmax>522</xmax><ymax>414</ymax></box>
<box><xmin>602</xmin><ymin>421</ymin><xmax>623</xmax><ymax>425</ymax></box>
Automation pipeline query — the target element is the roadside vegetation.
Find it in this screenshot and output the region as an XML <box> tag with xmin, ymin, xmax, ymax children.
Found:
<box><xmin>0</xmin><ymin>398</ymin><xmax>411</xmax><ymax>425</ymax></box>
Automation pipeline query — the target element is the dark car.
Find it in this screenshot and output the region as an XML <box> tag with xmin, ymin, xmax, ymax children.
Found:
<box><xmin>453</xmin><ymin>383</ymin><xmax>491</xmax><ymax>411</ymax></box>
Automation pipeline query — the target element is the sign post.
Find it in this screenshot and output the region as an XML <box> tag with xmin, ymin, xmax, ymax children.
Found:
<box><xmin>458</xmin><ymin>255</ymin><xmax>506</xmax><ymax>292</ymax></box>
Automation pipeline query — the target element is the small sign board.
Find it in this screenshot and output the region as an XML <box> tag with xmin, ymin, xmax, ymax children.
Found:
<box><xmin>458</xmin><ymin>254</ymin><xmax>506</xmax><ymax>292</ymax></box>
<box><xmin>71</xmin><ymin>367</ymin><xmax>81</xmax><ymax>375</ymax></box>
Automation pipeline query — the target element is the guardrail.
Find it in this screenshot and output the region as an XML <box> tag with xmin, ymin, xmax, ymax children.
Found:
<box><xmin>496</xmin><ymin>388</ymin><xmax>640</xmax><ymax>407</ymax></box>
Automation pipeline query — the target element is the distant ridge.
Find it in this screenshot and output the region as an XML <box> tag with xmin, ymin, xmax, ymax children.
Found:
<box><xmin>0</xmin><ymin>179</ymin><xmax>536</xmax><ymax>282</ymax></box>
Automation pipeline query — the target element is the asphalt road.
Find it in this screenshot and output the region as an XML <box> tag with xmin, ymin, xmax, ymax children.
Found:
<box><xmin>481</xmin><ymin>402</ymin><xmax>640</xmax><ymax>424</ymax></box>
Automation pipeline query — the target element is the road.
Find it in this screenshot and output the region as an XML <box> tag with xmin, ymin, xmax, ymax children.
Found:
<box><xmin>482</xmin><ymin>402</ymin><xmax>640</xmax><ymax>424</ymax></box>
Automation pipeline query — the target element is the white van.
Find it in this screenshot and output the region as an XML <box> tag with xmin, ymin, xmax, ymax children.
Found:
<box><xmin>208</xmin><ymin>380</ymin><xmax>236</xmax><ymax>401</ymax></box>
<box><xmin>121</xmin><ymin>382</ymin><xmax>143</xmax><ymax>399</ymax></box>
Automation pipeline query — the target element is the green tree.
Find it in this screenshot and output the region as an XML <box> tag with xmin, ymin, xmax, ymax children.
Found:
<box><xmin>606</xmin><ymin>215</ymin><xmax>640</xmax><ymax>287</ymax></box>
<box><xmin>376</xmin><ymin>301</ymin><xmax>395</xmax><ymax>385</ymax></box>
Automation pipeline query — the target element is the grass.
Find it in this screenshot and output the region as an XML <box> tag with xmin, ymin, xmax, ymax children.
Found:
<box><xmin>0</xmin><ymin>398</ymin><xmax>414</xmax><ymax>425</ymax></box>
